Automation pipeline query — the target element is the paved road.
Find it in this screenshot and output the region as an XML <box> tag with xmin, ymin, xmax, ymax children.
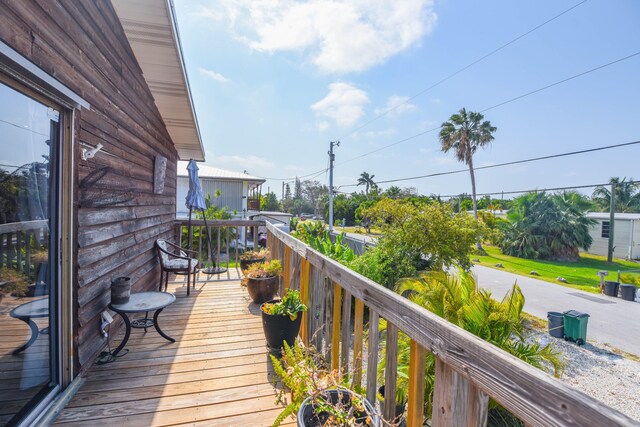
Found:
<box><xmin>472</xmin><ymin>265</ymin><xmax>640</xmax><ymax>356</ymax></box>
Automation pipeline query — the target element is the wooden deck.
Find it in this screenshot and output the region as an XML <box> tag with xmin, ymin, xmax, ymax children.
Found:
<box><xmin>54</xmin><ymin>271</ymin><xmax>294</xmax><ymax>426</ymax></box>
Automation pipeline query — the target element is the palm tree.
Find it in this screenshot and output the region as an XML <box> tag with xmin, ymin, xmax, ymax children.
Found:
<box><xmin>356</xmin><ymin>171</ymin><xmax>376</xmax><ymax>194</ymax></box>
<box><xmin>592</xmin><ymin>177</ymin><xmax>640</xmax><ymax>213</ymax></box>
<box><xmin>439</xmin><ymin>108</ymin><xmax>496</xmax><ymax>250</ymax></box>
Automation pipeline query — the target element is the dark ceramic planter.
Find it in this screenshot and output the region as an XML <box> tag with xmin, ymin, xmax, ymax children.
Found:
<box><xmin>111</xmin><ymin>276</ymin><xmax>131</xmax><ymax>305</ymax></box>
<box><xmin>378</xmin><ymin>385</ymin><xmax>406</xmax><ymax>420</ymax></box>
<box><xmin>246</xmin><ymin>275</ymin><xmax>279</xmax><ymax>304</ymax></box>
<box><xmin>297</xmin><ymin>389</ymin><xmax>379</xmax><ymax>427</ymax></box>
<box><xmin>261</xmin><ymin>299</ymin><xmax>302</xmax><ymax>351</ymax></box>
<box><xmin>240</xmin><ymin>257</ymin><xmax>265</xmax><ymax>272</ymax></box>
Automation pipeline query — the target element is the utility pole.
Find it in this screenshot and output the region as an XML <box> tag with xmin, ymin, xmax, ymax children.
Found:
<box><xmin>607</xmin><ymin>181</ymin><xmax>616</xmax><ymax>262</ymax></box>
<box><xmin>328</xmin><ymin>140</ymin><xmax>340</xmax><ymax>232</ymax></box>
<box><xmin>281</xmin><ymin>181</ymin><xmax>285</xmax><ymax>201</ymax></box>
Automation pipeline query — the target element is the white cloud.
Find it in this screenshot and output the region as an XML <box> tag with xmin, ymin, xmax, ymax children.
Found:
<box><xmin>374</xmin><ymin>95</ymin><xmax>417</xmax><ymax>117</ymax></box>
<box><xmin>199</xmin><ymin>67</ymin><xmax>231</xmax><ymax>83</ymax></box>
<box><xmin>316</xmin><ymin>121</ymin><xmax>330</xmax><ymax>132</ymax></box>
<box><xmin>199</xmin><ymin>0</ymin><xmax>436</xmax><ymax>74</ymax></box>
<box><xmin>311</xmin><ymin>82</ymin><xmax>369</xmax><ymax>127</ymax></box>
<box><xmin>214</xmin><ymin>155</ymin><xmax>273</xmax><ymax>169</ymax></box>
<box><xmin>363</xmin><ymin>128</ymin><xmax>396</xmax><ymax>138</ymax></box>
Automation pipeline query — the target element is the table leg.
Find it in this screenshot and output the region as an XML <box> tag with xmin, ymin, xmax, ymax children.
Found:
<box><xmin>112</xmin><ymin>312</ymin><xmax>132</xmax><ymax>356</ymax></box>
<box><xmin>153</xmin><ymin>308</ymin><xmax>175</xmax><ymax>342</ymax></box>
<box><xmin>13</xmin><ymin>317</ymin><xmax>39</xmax><ymax>355</ymax></box>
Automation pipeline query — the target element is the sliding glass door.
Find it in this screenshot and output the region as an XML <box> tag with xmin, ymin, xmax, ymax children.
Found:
<box><xmin>0</xmin><ymin>81</ymin><xmax>60</xmax><ymax>426</ymax></box>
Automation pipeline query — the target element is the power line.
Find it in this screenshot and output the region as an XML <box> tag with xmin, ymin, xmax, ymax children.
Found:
<box><xmin>339</xmin><ymin>139</ymin><xmax>640</xmax><ymax>187</ymax></box>
<box><xmin>336</xmin><ymin>0</ymin><xmax>589</xmax><ymax>140</ymax></box>
<box><xmin>335</xmin><ymin>50</ymin><xmax>640</xmax><ymax>168</ymax></box>
<box><xmin>254</xmin><ymin>167</ymin><xmax>328</xmax><ymax>181</ymax></box>
<box><xmin>439</xmin><ymin>180</ymin><xmax>640</xmax><ymax>199</ymax></box>
<box><xmin>480</xmin><ymin>50</ymin><xmax>640</xmax><ymax>113</ymax></box>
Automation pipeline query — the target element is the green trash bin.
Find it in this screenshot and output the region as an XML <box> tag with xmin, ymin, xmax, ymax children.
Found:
<box><xmin>563</xmin><ymin>310</ymin><xmax>589</xmax><ymax>345</ymax></box>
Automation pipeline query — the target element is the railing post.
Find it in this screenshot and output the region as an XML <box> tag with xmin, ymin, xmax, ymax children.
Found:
<box><xmin>299</xmin><ymin>258</ymin><xmax>310</xmax><ymax>346</ymax></box>
<box><xmin>407</xmin><ymin>340</ymin><xmax>426</xmax><ymax>427</ymax></box>
<box><xmin>432</xmin><ymin>359</ymin><xmax>489</xmax><ymax>427</ymax></box>
<box><xmin>340</xmin><ymin>290</ymin><xmax>352</xmax><ymax>374</ymax></box>
<box><xmin>366</xmin><ymin>310</ymin><xmax>380</xmax><ymax>406</ymax></box>
<box><xmin>283</xmin><ymin>245</ymin><xmax>291</xmax><ymax>292</ymax></box>
<box><xmin>384</xmin><ymin>322</ymin><xmax>399</xmax><ymax>422</ymax></box>
<box><xmin>331</xmin><ymin>282</ymin><xmax>342</xmax><ymax>371</ymax></box>
<box><xmin>352</xmin><ymin>298</ymin><xmax>364</xmax><ymax>388</ymax></box>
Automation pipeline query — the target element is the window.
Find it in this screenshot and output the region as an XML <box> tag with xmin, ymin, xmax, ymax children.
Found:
<box><xmin>601</xmin><ymin>221</ymin><xmax>610</xmax><ymax>238</ymax></box>
<box><xmin>0</xmin><ymin>80</ymin><xmax>61</xmax><ymax>425</ymax></box>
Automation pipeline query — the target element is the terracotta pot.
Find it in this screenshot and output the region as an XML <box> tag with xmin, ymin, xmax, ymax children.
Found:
<box><xmin>240</xmin><ymin>257</ymin><xmax>265</xmax><ymax>272</ymax></box>
<box><xmin>246</xmin><ymin>275</ymin><xmax>279</xmax><ymax>304</ymax></box>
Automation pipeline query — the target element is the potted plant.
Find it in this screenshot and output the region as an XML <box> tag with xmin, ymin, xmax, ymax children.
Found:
<box><xmin>240</xmin><ymin>248</ymin><xmax>268</xmax><ymax>271</ymax></box>
<box><xmin>270</xmin><ymin>342</ymin><xmax>385</xmax><ymax>427</ymax></box>
<box><xmin>261</xmin><ymin>290</ymin><xmax>307</xmax><ymax>351</ymax></box>
<box><xmin>245</xmin><ymin>259</ymin><xmax>282</xmax><ymax>304</ymax></box>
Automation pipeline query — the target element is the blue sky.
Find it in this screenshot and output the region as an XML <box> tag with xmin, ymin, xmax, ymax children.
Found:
<box><xmin>173</xmin><ymin>0</ymin><xmax>640</xmax><ymax>199</ymax></box>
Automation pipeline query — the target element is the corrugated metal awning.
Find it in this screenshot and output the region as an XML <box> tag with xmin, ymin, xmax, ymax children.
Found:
<box><xmin>112</xmin><ymin>0</ymin><xmax>205</xmax><ymax>161</ymax></box>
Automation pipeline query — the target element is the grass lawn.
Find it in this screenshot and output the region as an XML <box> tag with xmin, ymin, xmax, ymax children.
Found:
<box><xmin>332</xmin><ymin>225</ymin><xmax>382</xmax><ymax>237</ymax></box>
<box><xmin>473</xmin><ymin>246</ymin><xmax>640</xmax><ymax>293</ymax></box>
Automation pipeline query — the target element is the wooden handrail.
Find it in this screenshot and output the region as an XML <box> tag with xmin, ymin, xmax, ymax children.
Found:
<box><xmin>174</xmin><ymin>219</ymin><xmax>266</xmax><ymax>227</ymax></box>
<box><xmin>266</xmin><ymin>222</ymin><xmax>636</xmax><ymax>427</ymax></box>
<box><xmin>0</xmin><ymin>220</ymin><xmax>48</xmax><ymax>234</ymax></box>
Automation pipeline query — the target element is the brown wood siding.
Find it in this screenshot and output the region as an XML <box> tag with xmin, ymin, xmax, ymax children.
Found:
<box><xmin>0</xmin><ymin>1</ymin><xmax>180</xmax><ymax>370</ymax></box>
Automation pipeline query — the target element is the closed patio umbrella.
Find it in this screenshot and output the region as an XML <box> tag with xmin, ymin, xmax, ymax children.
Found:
<box><xmin>185</xmin><ymin>160</ymin><xmax>226</xmax><ymax>275</ymax></box>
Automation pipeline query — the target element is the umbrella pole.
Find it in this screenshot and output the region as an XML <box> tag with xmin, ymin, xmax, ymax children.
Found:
<box><xmin>187</xmin><ymin>207</ymin><xmax>193</xmax><ymax>254</ymax></box>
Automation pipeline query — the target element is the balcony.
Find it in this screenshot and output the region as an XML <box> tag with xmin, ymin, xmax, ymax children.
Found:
<box><xmin>50</xmin><ymin>220</ymin><xmax>633</xmax><ymax>426</ymax></box>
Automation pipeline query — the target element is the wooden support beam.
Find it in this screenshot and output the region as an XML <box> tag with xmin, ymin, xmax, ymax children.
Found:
<box><xmin>331</xmin><ymin>282</ymin><xmax>342</xmax><ymax>371</ymax></box>
<box><xmin>366</xmin><ymin>310</ymin><xmax>380</xmax><ymax>405</ymax></box>
<box><xmin>432</xmin><ymin>359</ymin><xmax>489</xmax><ymax>427</ymax></box>
<box><xmin>352</xmin><ymin>298</ymin><xmax>364</xmax><ymax>388</ymax></box>
<box><xmin>340</xmin><ymin>290</ymin><xmax>352</xmax><ymax>374</ymax></box>
<box><xmin>283</xmin><ymin>245</ymin><xmax>291</xmax><ymax>292</ymax></box>
<box><xmin>299</xmin><ymin>258</ymin><xmax>310</xmax><ymax>346</ymax></box>
<box><xmin>407</xmin><ymin>340</ymin><xmax>426</xmax><ymax>427</ymax></box>
<box><xmin>384</xmin><ymin>322</ymin><xmax>399</xmax><ymax>422</ymax></box>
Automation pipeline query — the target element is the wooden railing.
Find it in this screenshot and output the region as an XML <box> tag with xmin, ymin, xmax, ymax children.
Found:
<box><xmin>266</xmin><ymin>222</ymin><xmax>636</xmax><ymax>427</ymax></box>
<box><xmin>0</xmin><ymin>219</ymin><xmax>49</xmax><ymax>278</ymax></box>
<box><xmin>174</xmin><ymin>219</ymin><xmax>266</xmax><ymax>270</ymax></box>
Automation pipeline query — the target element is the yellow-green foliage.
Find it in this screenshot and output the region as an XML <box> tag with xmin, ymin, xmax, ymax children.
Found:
<box><xmin>620</xmin><ymin>273</ymin><xmax>640</xmax><ymax>286</ymax></box>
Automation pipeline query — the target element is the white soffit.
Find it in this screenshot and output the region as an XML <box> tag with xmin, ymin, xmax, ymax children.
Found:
<box><xmin>112</xmin><ymin>0</ymin><xmax>205</xmax><ymax>161</ymax></box>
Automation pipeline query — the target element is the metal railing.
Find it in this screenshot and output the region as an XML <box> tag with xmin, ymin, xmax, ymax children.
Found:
<box><xmin>174</xmin><ymin>219</ymin><xmax>266</xmax><ymax>276</ymax></box>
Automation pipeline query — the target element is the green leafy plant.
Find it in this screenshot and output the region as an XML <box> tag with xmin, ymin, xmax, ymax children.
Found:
<box><xmin>499</xmin><ymin>191</ymin><xmax>595</xmax><ymax>261</ymax></box>
<box><xmin>262</xmin><ymin>290</ymin><xmax>307</xmax><ymax>320</ymax></box>
<box><xmin>270</xmin><ymin>341</ymin><xmax>391</xmax><ymax>427</ymax></box>
<box><xmin>293</xmin><ymin>220</ymin><xmax>326</xmax><ymax>243</ymax></box>
<box><xmin>378</xmin><ymin>269</ymin><xmax>563</xmax><ymax>420</ymax></box>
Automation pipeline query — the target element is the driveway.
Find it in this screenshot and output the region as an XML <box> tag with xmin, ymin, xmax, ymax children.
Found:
<box><xmin>472</xmin><ymin>265</ymin><xmax>640</xmax><ymax>356</ymax></box>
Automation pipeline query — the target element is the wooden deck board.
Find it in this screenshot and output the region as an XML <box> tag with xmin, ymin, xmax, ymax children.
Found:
<box><xmin>53</xmin><ymin>273</ymin><xmax>291</xmax><ymax>426</ymax></box>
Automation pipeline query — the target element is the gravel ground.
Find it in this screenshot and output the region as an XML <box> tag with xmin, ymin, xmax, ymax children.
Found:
<box><xmin>535</xmin><ymin>333</ymin><xmax>640</xmax><ymax>421</ymax></box>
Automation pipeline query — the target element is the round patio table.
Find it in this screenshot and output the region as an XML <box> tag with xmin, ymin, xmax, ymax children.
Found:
<box><xmin>108</xmin><ymin>291</ymin><xmax>176</xmax><ymax>357</ymax></box>
<box><xmin>9</xmin><ymin>298</ymin><xmax>49</xmax><ymax>355</ymax></box>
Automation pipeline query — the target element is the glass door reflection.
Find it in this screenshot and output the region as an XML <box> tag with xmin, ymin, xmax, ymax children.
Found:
<box><xmin>0</xmin><ymin>81</ymin><xmax>58</xmax><ymax>425</ymax></box>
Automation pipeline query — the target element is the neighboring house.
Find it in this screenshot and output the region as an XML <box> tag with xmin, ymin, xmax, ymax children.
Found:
<box><xmin>176</xmin><ymin>161</ymin><xmax>265</xmax><ymax>218</ymax></box>
<box><xmin>585</xmin><ymin>212</ymin><xmax>640</xmax><ymax>260</ymax></box>
<box><xmin>0</xmin><ymin>1</ymin><xmax>203</xmax><ymax>425</ymax></box>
